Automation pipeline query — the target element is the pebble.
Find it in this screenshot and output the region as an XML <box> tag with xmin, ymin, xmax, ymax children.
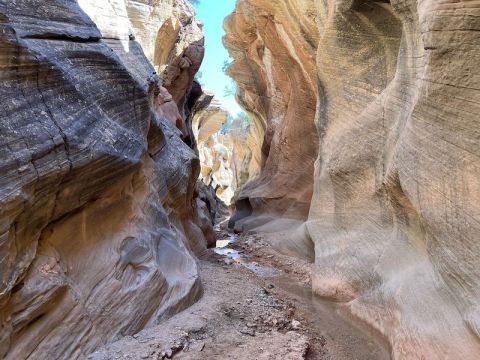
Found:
<box><xmin>239</xmin><ymin>327</ymin><xmax>256</xmax><ymax>337</ymax></box>
<box><xmin>291</xmin><ymin>319</ymin><xmax>301</xmax><ymax>330</ymax></box>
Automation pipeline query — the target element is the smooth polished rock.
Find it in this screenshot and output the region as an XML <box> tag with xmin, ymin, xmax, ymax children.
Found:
<box><xmin>225</xmin><ymin>0</ymin><xmax>480</xmax><ymax>358</ymax></box>
<box><xmin>0</xmin><ymin>0</ymin><xmax>209</xmax><ymax>358</ymax></box>
<box><xmin>224</xmin><ymin>0</ymin><xmax>320</xmax><ymax>226</ymax></box>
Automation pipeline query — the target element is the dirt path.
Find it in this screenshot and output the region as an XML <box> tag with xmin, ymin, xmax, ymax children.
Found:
<box><xmin>86</xmin><ymin>232</ymin><xmax>390</xmax><ymax>360</ymax></box>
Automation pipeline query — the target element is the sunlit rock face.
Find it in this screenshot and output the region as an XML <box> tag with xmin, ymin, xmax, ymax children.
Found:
<box><xmin>192</xmin><ymin>94</ymin><xmax>261</xmax><ymax>205</ymax></box>
<box><xmin>224</xmin><ymin>0</ymin><xmax>320</xmax><ymax>230</ymax></box>
<box><xmin>227</xmin><ymin>0</ymin><xmax>480</xmax><ymax>358</ymax></box>
<box><xmin>78</xmin><ymin>0</ymin><xmax>204</xmax><ymax>128</ymax></box>
<box><xmin>226</xmin><ymin>116</ymin><xmax>263</xmax><ymax>201</ymax></box>
<box><xmin>0</xmin><ymin>0</ymin><xmax>209</xmax><ymax>358</ymax></box>
<box><xmin>309</xmin><ymin>1</ymin><xmax>480</xmax><ymax>358</ymax></box>
<box><xmin>193</xmin><ymin>97</ymin><xmax>233</xmax><ymax>204</ymax></box>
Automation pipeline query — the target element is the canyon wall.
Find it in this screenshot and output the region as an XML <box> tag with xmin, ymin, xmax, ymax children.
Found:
<box><xmin>224</xmin><ymin>0</ymin><xmax>320</xmax><ymax>228</ymax></box>
<box><xmin>226</xmin><ymin>0</ymin><xmax>480</xmax><ymax>358</ymax></box>
<box><xmin>192</xmin><ymin>96</ymin><xmax>261</xmax><ymax>205</ymax></box>
<box><xmin>0</xmin><ymin>0</ymin><xmax>213</xmax><ymax>358</ymax></box>
<box><xmin>79</xmin><ymin>0</ymin><xmax>204</xmax><ymax>126</ymax></box>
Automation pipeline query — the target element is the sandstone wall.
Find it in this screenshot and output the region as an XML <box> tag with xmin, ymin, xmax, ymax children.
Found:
<box><xmin>0</xmin><ymin>0</ymin><xmax>211</xmax><ymax>358</ymax></box>
<box><xmin>193</xmin><ymin>99</ymin><xmax>234</xmax><ymax>204</ymax></box>
<box><xmin>224</xmin><ymin>0</ymin><xmax>320</xmax><ymax>228</ymax></box>
<box><xmin>79</xmin><ymin>0</ymin><xmax>204</xmax><ymax>127</ymax></box>
<box><xmin>226</xmin><ymin>0</ymin><xmax>480</xmax><ymax>358</ymax></box>
<box><xmin>192</xmin><ymin>96</ymin><xmax>261</xmax><ymax>205</ymax></box>
<box><xmin>309</xmin><ymin>1</ymin><xmax>480</xmax><ymax>358</ymax></box>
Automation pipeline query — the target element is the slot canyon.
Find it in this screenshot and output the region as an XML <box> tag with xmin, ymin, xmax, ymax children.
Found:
<box><xmin>0</xmin><ymin>0</ymin><xmax>479</xmax><ymax>359</ymax></box>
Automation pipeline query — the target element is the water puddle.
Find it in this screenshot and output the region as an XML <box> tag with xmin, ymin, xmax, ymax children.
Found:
<box><xmin>213</xmin><ymin>233</ymin><xmax>278</xmax><ymax>278</ymax></box>
<box><xmin>213</xmin><ymin>247</ymin><xmax>241</xmax><ymax>259</ymax></box>
<box><xmin>272</xmin><ymin>275</ymin><xmax>391</xmax><ymax>359</ymax></box>
<box><xmin>212</xmin><ymin>232</ymin><xmax>390</xmax><ymax>359</ymax></box>
<box><xmin>215</xmin><ymin>232</ymin><xmax>237</xmax><ymax>249</ymax></box>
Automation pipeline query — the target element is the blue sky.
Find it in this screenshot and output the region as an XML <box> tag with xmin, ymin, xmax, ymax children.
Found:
<box><xmin>194</xmin><ymin>0</ymin><xmax>243</xmax><ymax>115</ymax></box>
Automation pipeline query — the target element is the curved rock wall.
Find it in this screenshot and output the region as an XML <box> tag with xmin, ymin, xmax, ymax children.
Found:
<box><xmin>0</xmin><ymin>0</ymin><xmax>210</xmax><ymax>358</ymax></box>
<box><xmin>192</xmin><ymin>96</ymin><xmax>261</xmax><ymax>205</ymax></box>
<box><xmin>193</xmin><ymin>98</ymin><xmax>234</xmax><ymax>203</ymax></box>
<box><xmin>224</xmin><ymin>0</ymin><xmax>319</xmax><ymax>227</ymax></box>
<box><xmin>226</xmin><ymin>0</ymin><xmax>480</xmax><ymax>358</ymax></box>
<box><xmin>310</xmin><ymin>1</ymin><xmax>480</xmax><ymax>358</ymax></box>
<box><xmin>227</xmin><ymin>115</ymin><xmax>263</xmax><ymax>200</ymax></box>
<box><xmin>79</xmin><ymin>0</ymin><xmax>204</xmax><ymax>132</ymax></box>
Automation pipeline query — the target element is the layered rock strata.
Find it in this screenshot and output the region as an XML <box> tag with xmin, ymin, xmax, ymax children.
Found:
<box><xmin>79</xmin><ymin>0</ymin><xmax>204</xmax><ymax>135</ymax></box>
<box><xmin>0</xmin><ymin>0</ymin><xmax>212</xmax><ymax>358</ymax></box>
<box><xmin>192</xmin><ymin>96</ymin><xmax>261</xmax><ymax>205</ymax></box>
<box><xmin>224</xmin><ymin>0</ymin><xmax>320</xmax><ymax>228</ymax></box>
<box><xmin>226</xmin><ymin>0</ymin><xmax>480</xmax><ymax>358</ymax></box>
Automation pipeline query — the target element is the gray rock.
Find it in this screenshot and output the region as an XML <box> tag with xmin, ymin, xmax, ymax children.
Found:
<box><xmin>0</xmin><ymin>0</ymin><xmax>209</xmax><ymax>359</ymax></box>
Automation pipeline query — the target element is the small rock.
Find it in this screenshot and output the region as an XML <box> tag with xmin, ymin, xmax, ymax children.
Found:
<box><xmin>239</xmin><ymin>327</ymin><xmax>256</xmax><ymax>337</ymax></box>
<box><xmin>160</xmin><ymin>349</ymin><xmax>173</xmax><ymax>359</ymax></box>
<box><xmin>190</xmin><ymin>341</ymin><xmax>205</xmax><ymax>352</ymax></box>
<box><xmin>291</xmin><ymin>319</ymin><xmax>301</xmax><ymax>330</ymax></box>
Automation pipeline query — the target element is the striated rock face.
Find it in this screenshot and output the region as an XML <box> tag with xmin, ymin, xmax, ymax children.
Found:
<box><xmin>309</xmin><ymin>1</ymin><xmax>480</xmax><ymax>358</ymax></box>
<box><xmin>193</xmin><ymin>97</ymin><xmax>234</xmax><ymax>203</ymax></box>
<box><xmin>224</xmin><ymin>0</ymin><xmax>320</xmax><ymax>229</ymax></box>
<box><xmin>226</xmin><ymin>115</ymin><xmax>263</xmax><ymax>201</ymax></box>
<box><xmin>0</xmin><ymin>0</ymin><xmax>210</xmax><ymax>358</ymax></box>
<box><xmin>226</xmin><ymin>0</ymin><xmax>480</xmax><ymax>358</ymax></box>
<box><xmin>192</xmin><ymin>95</ymin><xmax>261</xmax><ymax>205</ymax></box>
<box><xmin>79</xmin><ymin>0</ymin><xmax>204</xmax><ymax>132</ymax></box>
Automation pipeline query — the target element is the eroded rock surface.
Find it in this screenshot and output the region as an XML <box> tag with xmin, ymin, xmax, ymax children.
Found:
<box><xmin>0</xmin><ymin>0</ymin><xmax>211</xmax><ymax>358</ymax></box>
<box><xmin>224</xmin><ymin>0</ymin><xmax>320</xmax><ymax>229</ymax></box>
<box><xmin>226</xmin><ymin>0</ymin><xmax>480</xmax><ymax>358</ymax></box>
<box><xmin>192</xmin><ymin>95</ymin><xmax>261</xmax><ymax>205</ymax></box>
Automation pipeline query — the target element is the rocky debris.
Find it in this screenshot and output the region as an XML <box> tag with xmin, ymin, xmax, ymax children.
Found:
<box><xmin>85</xmin><ymin>257</ymin><xmax>313</xmax><ymax>360</ymax></box>
<box><xmin>85</xmin><ymin>233</ymin><xmax>391</xmax><ymax>359</ymax></box>
<box><xmin>225</xmin><ymin>0</ymin><xmax>480</xmax><ymax>358</ymax></box>
<box><xmin>0</xmin><ymin>0</ymin><xmax>212</xmax><ymax>358</ymax></box>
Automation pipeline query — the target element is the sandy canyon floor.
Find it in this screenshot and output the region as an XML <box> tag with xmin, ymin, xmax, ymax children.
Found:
<box><xmin>85</xmin><ymin>227</ymin><xmax>390</xmax><ymax>360</ymax></box>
